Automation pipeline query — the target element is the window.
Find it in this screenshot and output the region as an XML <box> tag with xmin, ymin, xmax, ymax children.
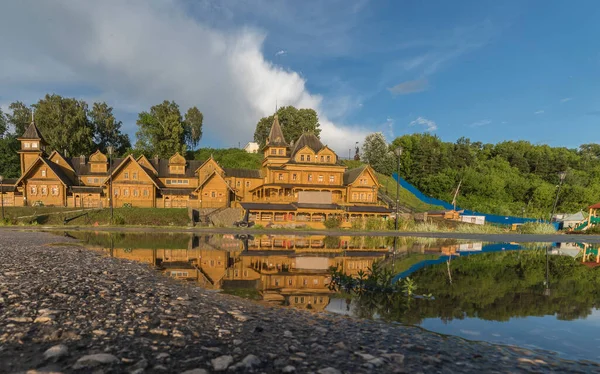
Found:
<box><xmin>352</xmin><ymin>193</ymin><xmax>357</xmax><ymax>200</ymax></box>
<box><xmin>124</xmin><ymin>188</ymin><xmax>129</xmax><ymax>197</ymax></box>
<box><xmin>326</xmin><ymin>155</ymin><xmax>331</xmax><ymax>162</ymax></box>
<box><xmin>245</xmin><ymin>181</ymin><xmax>250</xmax><ymax>187</ymax></box>
<box><xmin>51</xmin><ymin>186</ymin><xmax>59</xmax><ymax>196</ymax></box>
<box><xmin>41</xmin><ymin>169</ymin><xmax>46</xmax><ymax>177</ymax></box>
<box><xmin>278</xmin><ymin>173</ymin><xmax>284</xmax><ymax>181</ymax></box>
<box><xmin>234</xmin><ymin>269</ymin><xmax>239</xmax><ymax>277</ymax></box>
<box><xmin>292</xmin><ymin>174</ymin><xmax>297</xmax><ymax>181</ymax></box>
<box><xmin>313</xmin><ymin>279</ymin><xmax>319</xmax><ymax>285</ymax></box>
<box><xmin>133</xmin><ymin>189</ymin><xmax>139</xmax><ymax>197</ymax></box>
<box><xmin>278</xmin><ymin>149</ymin><xmax>284</xmax><ymax>155</ymax></box>
<box><xmin>114</xmin><ymin>188</ymin><xmax>119</xmax><ymax>196</ymax></box>
<box><xmin>24</xmin><ymin>142</ymin><xmax>30</xmax><ymax>149</ymax></box>
<box><xmin>143</xmin><ymin>189</ymin><xmax>149</xmax><ymax>197</ymax></box>
<box><xmin>132</xmin><ymin>172</ymin><xmax>137</xmax><ymax>180</ymax></box>
<box><xmin>124</xmin><ymin>172</ymin><xmax>129</xmax><ymax>179</ymax></box>
<box><xmin>236</xmin><ymin>181</ymin><xmax>241</xmax><ymax>187</ymax></box>
<box><xmin>303</xmin><ymin>279</ymin><xmax>308</xmax><ymax>286</ymax></box>
<box><xmin>368</xmin><ymin>193</ymin><xmax>373</xmax><ymax>201</ymax></box>
<box><xmin>94</xmin><ymin>178</ymin><xmax>99</xmax><ymax>183</ymax></box>
<box><xmin>300</xmin><ymin>155</ymin><xmax>305</xmax><ymax>161</ymax></box>
<box><xmin>320</xmin><ymin>156</ymin><xmax>324</xmax><ymax>162</ymax></box>
<box><xmin>31</xmin><ymin>142</ymin><xmax>38</xmax><ymax>149</ymax></box>
<box><xmin>30</xmin><ymin>186</ymin><xmax>37</xmax><ymax>195</ymax></box>
<box><xmin>360</xmin><ymin>193</ymin><xmax>365</xmax><ymax>200</ymax></box>
<box><xmin>288</xmin><ymin>279</ymin><xmax>293</xmax><ymax>286</ymax></box>
<box><xmin>87</xmin><ymin>178</ymin><xmax>93</xmax><ymax>183</ymax></box>
<box><xmin>166</xmin><ymin>180</ymin><xmax>171</xmax><ymax>185</ymax></box>
<box><xmin>329</xmin><ymin>175</ymin><xmax>335</xmax><ymax>183</ymax></box>
<box><xmin>318</xmin><ymin>175</ymin><xmax>324</xmax><ymax>182</ymax></box>
<box><xmin>211</xmin><ymin>191</ymin><xmax>216</xmax><ymax>198</ymax></box>
<box><xmin>306</xmin><ymin>155</ymin><xmax>311</xmax><ymax>162</ymax></box>
<box><xmin>308</xmin><ymin>174</ymin><xmax>313</xmax><ymax>182</ymax></box>
<box><xmin>41</xmin><ymin>186</ymin><xmax>47</xmax><ymax>195</ymax></box>
<box><xmin>271</xmin><ymin>149</ymin><xmax>276</xmax><ymax>155</ymax></box>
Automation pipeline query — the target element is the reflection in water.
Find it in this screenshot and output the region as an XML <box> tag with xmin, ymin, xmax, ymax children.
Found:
<box><xmin>65</xmin><ymin>231</ymin><xmax>600</xmax><ymax>361</ymax></box>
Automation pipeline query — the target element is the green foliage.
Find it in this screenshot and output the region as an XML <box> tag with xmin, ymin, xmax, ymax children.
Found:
<box><xmin>362</xmin><ymin>132</ymin><xmax>395</xmax><ymax>175</ymax></box>
<box><xmin>7</xmin><ymin>101</ymin><xmax>32</xmax><ymax>136</ymax></box>
<box><xmin>0</xmin><ymin>107</ymin><xmax>7</xmax><ymax>137</ymax></box>
<box><xmin>135</xmin><ymin>100</ymin><xmax>187</xmax><ymax>158</ymax></box>
<box><xmin>184</xmin><ymin>107</ymin><xmax>203</xmax><ymax>150</ymax></box>
<box><xmin>113</xmin><ymin>214</ymin><xmax>126</xmax><ymax>225</ymax></box>
<box><xmin>192</xmin><ymin>148</ymin><xmax>262</xmax><ymax>169</ymax></box>
<box><xmin>90</xmin><ymin>102</ymin><xmax>131</xmax><ymax>155</ymax></box>
<box><xmin>122</xmin><ymin>203</ymin><xmax>133</xmax><ymax>208</ymax></box>
<box><xmin>254</xmin><ymin>106</ymin><xmax>320</xmax><ymax>147</ymax></box>
<box><xmin>386</xmin><ymin>133</ymin><xmax>600</xmax><ymax>218</ymax></box>
<box><xmin>0</xmin><ymin>135</ymin><xmax>20</xmax><ymax>178</ymax></box>
<box><xmin>324</xmin><ymin>216</ymin><xmax>342</xmax><ymax>229</ymax></box>
<box><xmin>518</xmin><ymin>222</ymin><xmax>557</xmax><ymax>234</ymax></box>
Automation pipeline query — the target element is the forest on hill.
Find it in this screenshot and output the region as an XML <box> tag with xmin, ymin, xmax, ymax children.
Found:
<box><xmin>363</xmin><ymin>132</ymin><xmax>600</xmax><ymax>219</ymax></box>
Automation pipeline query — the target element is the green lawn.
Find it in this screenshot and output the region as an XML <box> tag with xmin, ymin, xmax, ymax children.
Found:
<box><xmin>1</xmin><ymin>207</ymin><xmax>191</xmax><ymax>227</ymax></box>
<box><xmin>376</xmin><ymin>172</ymin><xmax>440</xmax><ymax>213</ymax></box>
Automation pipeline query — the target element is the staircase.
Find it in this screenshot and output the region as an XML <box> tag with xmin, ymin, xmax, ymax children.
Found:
<box><xmin>378</xmin><ymin>191</ymin><xmax>413</xmax><ymax>213</ymax></box>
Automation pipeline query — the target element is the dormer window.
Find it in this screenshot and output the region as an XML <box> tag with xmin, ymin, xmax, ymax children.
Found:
<box><xmin>326</xmin><ymin>155</ymin><xmax>331</xmax><ymax>162</ymax></box>
<box><xmin>306</xmin><ymin>155</ymin><xmax>311</xmax><ymax>162</ymax></box>
<box><xmin>300</xmin><ymin>155</ymin><xmax>305</xmax><ymax>161</ymax></box>
<box><xmin>24</xmin><ymin>142</ymin><xmax>30</xmax><ymax>149</ymax></box>
<box><xmin>271</xmin><ymin>149</ymin><xmax>277</xmax><ymax>155</ymax></box>
<box><xmin>31</xmin><ymin>142</ymin><xmax>38</xmax><ymax>149</ymax></box>
<box><xmin>278</xmin><ymin>149</ymin><xmax>284</xmax><ymax>155</ymax></box>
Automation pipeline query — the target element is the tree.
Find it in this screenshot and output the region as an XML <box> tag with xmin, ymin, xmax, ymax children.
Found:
<box><xmin>0</xmin><ymin>107</ymin><xmax>6</xmax><ymax>137</ymax></box>
<box><xmin>33</xmin><ymin>94</ymin><xmax>95</xmax><ymax>156</ymax></box>
<box><xmin>6</xmin><ymin>101</ymin><xmax>32</xmax><ymax>136</ymax></box>
<box><xmin>89</xmin><ymin>102</ymin><xmax>131</xmax><ymax>155</ymax></box>
<box><xmin>254</xmin><ymin>106</ymin><xmax>320</xmax><ymax>147</ymax></box>
<box><xmin>184</xmin><ymin>106</ymin><xmax>203</xmax><ymax>150</ymax></box>
<box><xmin>0</xmin><ymin>135</ymin><xmax>20</xmax><ymax>178</ymax></box>
<box><xmin>135</xmin><ymin>100</ymin><xmax>186</xmax><ymax>158</ymax></box>
<box><xmin>362</xmin><ymin>132</ymin><xmax>394</xmax><ymax>175</ymax></box>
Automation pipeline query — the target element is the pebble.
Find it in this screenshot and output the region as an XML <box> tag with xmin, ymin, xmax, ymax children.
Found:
<box><xmin>282</xmin><ymin>365</ymin><xmax>296</xmax><ymax>373</ymax></box>
<box><xmin>317</xmin><ymin>368</ymin><xmax>342</xmax><ymax>374</ymax></box>
<box><xmin>72</xmin><ymin>353</ymin><xmax>119</xmax><ymax>369</ymax></box>
<box><xmin>180</xmin><ymin>369</ymin><xmax>209</xmax><ymax>374</ymax></box>
<box><xmin>211</xmin><ymin>355</ymin><xmax>233</xmax><ymax>371</ymax></box>
<box><xmin>284</xmin><ymin>330</ymin><xmax>294</xmax><ymax>338</ymax></box>
<box><xmin>43</xmin><ymin>344</ymin><xmax>68</xmax><ymax>361</ymax></box>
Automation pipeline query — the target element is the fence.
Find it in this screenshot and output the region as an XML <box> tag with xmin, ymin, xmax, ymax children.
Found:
<box><xmin>392</xmin><ymin>173</ymin><xmax>556</xmax><ymax>227</ymax></box>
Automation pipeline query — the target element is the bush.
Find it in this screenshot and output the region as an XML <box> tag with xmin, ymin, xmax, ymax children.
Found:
<box><xmin>122</xmin><ymin>203</ymin><xmax>132</xmax><ymax>208</ymax></box>
<box><xmin>518</xmin><ymin>222</ymin><xmax>557</xmax><ymax>234</ymax></box>
<box><xmin>113</xmin><ymin>214</ymin><xmax>126</xmax><ymax>225</ymax></box>
<box><xmin>324</xmin><ymin>216</ymin><xmax>342</xmax><ymax>229</ymax></box>
<box><xmin>32</xmin><ymin>200</ymin><xmax>44</xmax><ymax>207</ymax></box>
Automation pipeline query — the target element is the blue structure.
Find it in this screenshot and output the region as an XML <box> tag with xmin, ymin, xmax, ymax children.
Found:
<box><xmin>392</xmin><ymin>243</ymin><xmax>524</xmax><ymax>282</ymax></box>
<box><xmin>392</xmin><ymin>173</ymin><xmax>555</xmax><ymax>227</ymax></box>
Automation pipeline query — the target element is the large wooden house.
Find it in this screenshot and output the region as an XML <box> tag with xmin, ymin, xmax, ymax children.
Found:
<box><xmin>2</xmin><ymin>116</ymin><xmax>391</xmax><ymax>224</ymax></box>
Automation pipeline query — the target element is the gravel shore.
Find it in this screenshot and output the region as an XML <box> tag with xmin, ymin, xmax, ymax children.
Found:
<box><xmin>1</xmin><ymin>230</ymin><xmax>597</xmax><ymax>373</ymax></box>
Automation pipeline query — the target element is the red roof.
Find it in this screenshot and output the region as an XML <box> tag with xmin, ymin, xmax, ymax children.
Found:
<box><xmin>583</xmin><ymin>262</ymin><xmax>600</xmax><ymax>268</ymax></box>
<box><xmin>589</xmin><ymin>203</ymin><xmax>600</xmax><ymax>209</ymax></box>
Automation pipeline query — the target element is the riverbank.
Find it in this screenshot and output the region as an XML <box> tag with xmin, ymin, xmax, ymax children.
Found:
<box><xmin>1</xmin><ymin>231</ymin><xmax>598</xmax><ymax>373</ymax></box>
<box><xmin>3</xmin><ymin>225</ymin><xmax>600</xmax><ymax>244</ymax></box>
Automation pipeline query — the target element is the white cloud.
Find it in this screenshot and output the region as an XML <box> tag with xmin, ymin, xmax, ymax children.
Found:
<box><xmin>560</xmin><ymin>97</ymin><xmax>572</xmax><ymax>103</ymax></box>
<box><xmin>0</xmin><ymin>0</ymin><xmax>369</xmax><ymax>153</ymax></box>
<box><xmin>388</xmin><ymin>79</ymin><xmax>429</xmax><ymax>95</ymax></box>
<box><xmin>409</xmin><ymin>116</ymin><xmax>437</xmax><ymax>132</ymax></box>
<box><xmin>275</xmin><ymin>50</ymin><xmax>287</xmax><ymax>56</ymax></box>
<box><xmin>534</xmin><ymin>110</ymin><xmax>545</xmax><ymax>114</ymax></box>
<box><xmin>468</xmin><ymin>119</ymin><xmax>491</xmax><ymax>128</ymax></box>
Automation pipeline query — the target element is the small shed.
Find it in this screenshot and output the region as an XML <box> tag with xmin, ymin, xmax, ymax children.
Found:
<box><xmin>460</xmin><ymin>215</ymin><xmax>486</xmax><ymax>225</ymax></box>
<box><xmin>558</xmin><ymin>211</ymin><xmax>586</xmax><ymax>230</ymax></box>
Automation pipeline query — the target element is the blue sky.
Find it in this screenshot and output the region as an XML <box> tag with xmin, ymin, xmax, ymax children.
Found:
<box><xmin>0</xmin><ymin>0</ymin><xmax>599</xmax><ymax>151</ymax></box>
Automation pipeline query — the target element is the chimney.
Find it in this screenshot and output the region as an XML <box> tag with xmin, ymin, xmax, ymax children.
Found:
<box><xmin>80</xmin><ymin>155</ymin><xmax>85</xmax><ymax>165</ymax></box>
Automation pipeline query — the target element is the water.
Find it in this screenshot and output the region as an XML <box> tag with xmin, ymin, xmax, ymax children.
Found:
<box><xmin>60</xmin><ymin>231</ymin><xmax>600</xmax><ymax>361</ymax></box>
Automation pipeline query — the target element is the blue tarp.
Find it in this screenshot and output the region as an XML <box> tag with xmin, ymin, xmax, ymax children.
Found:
<box><xmin>392</xmin><ymin>173</ymin><xmax>558</xmax><ymax>228</ymax></box>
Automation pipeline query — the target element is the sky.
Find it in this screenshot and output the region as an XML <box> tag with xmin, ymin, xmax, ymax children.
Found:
<box><xmin>0</xmin><ymin>0</ymin><xmax>599</xmax><ymax>153</ymax></box>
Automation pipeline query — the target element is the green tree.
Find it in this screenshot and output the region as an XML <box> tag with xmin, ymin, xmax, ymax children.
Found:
<box><xmin>184</xmin><ymin>106</ymin><xmax>203</xmax><ymax>150</ymax></box>
<box><xmin>254</xmin><ymin>106</ymin><xmax>320</xmax><ymax>147</ymax></box>
<box><xmin>0</xmin><ymin>135</ymin><xmax>20</xmax><ymax>178</ymax></box>
<box><xmin>0</xmin><ymin>107</ymin><xmax>7</xmax><ymax>136</ymax></box>
<box><xmin>89</xmin><ymin>102</ymin><xmax>131</xmax><ymax>155</ymax></box>
<box><xmin>6</xmin><ymin>101</ymin><xmax>32</xmax><ymax>136</ymax></box>
<box><xmin>362</xmin><ymin>132</ymin><xmax>395</xmax><ymax>175</ymax></box>
<box><xmin>135</xmin><ymin>100</ymin><xmax>186</xmax><ymax>158</ymax></box>
<box><xmin>33</xmin><ymin>94</ymin><xmax>95</xmax><ymax>156</ymax></box>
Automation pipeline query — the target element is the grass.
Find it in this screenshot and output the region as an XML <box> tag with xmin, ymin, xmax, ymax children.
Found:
<box><xmin>1</xmin><ymin>206</ymin><xmax>191</xmax><ymax>227</ymax></box>
<box><xmin>375</xmin><ymin>172</ymin><xmax>441</xmax><ymax>213</ymax></box>
<box><xmin>517</xmin><ymin>222</ymin><xmax>557</xmax><ymax>234</ymax></box>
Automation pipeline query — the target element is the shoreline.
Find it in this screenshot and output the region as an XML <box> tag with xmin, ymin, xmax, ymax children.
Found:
<box><xmin>3</xmin><ymin>225</ymin><xmax>600</xmax><ymax>243</ymax></box>
<box><xmin>1</xmin><ymin>230</ymin><xmax>598</xmax><ymax>373</ymax></box>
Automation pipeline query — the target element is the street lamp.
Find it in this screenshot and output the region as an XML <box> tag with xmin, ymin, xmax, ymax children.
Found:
<box><xmin>107</xmin><ymin>146</ymin><xmax>114</xmax><ymax>225</ymax></box>
<box><xmin>0</xmin><ymin>175</ymin><xmax>4</xmax><ymax>221</ymax></box>
<box><xmin>550</xmin><ymin>171</ymin><xmax>567</xmax><ymax>222</ymax></box>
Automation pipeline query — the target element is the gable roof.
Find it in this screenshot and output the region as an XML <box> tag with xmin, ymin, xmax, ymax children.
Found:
<box><xmin>16</xmin><ymin>157</ymin><xmax>72</xmax><ymax>186</ymax></box>
<box><xmin>105</xmin><ymin>155</ymin><xmax>160</xmax><ymax>188</ymax></box>
<box><xmin>195</xmin><ymin>170</ymin><xmax>234</xmax><ymax>192</ymax></box>
<box><xmin>223</xmin><ymin>168</ymin><xmax>261</xmax><ymax>179</ymax></box>
<box><xmin>136</xmin><ymin>155</ymin><xmax>158</xmax><ymax>174</ymax></box>
<box><xmin>48</xmin><ymin>150</ymin><xmax>75</xmax><ymax>172</ymax></box>
<box><xmin>343</xmin><ymin>165</ymin><xmax>368</xmax><ymax>185</ymax></box>
<box><xmin>290</xmin><ymin>132</ymin><xmax>324</xmax><ymax>158</ymax></box>
<box><xmin>265</xmin><ymin>115</ymin><xmax>288</xmax><ymax>147</ymax></box>
<box><xmin>19</xmin><ymin>120</ymin><xmax>47</xmax><ymax>143</ymax></box>
<box><xmin>560</xmin><ymin>211</ymin><xmax>586</xmax><ymax>221</ymax></box>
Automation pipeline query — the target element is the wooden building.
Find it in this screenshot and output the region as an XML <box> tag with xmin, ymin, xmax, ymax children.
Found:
<box><xmin>7</xmin><ymin>116</ymin><xmax>391</xmax><ymax>225</ymax></box>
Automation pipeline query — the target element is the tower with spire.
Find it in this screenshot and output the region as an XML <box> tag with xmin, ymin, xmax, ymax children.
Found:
<box><xmin>17</xmin><ymin>113</ymin><xmax>47</xmax><ymax>174</ymax></box>
<box><xmin>261</xmin><ymin>114</ymin><xmax>289</xmax><ymax>168</ymax></box>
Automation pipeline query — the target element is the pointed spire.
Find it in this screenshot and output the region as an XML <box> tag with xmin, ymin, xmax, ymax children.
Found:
<box><xmin>19</xmin><ymin>109</ymin><xmax>46</xmax><ymax>144</ymax></box>
<box><xmin>266</xmin><ymin>114</ymin><xmax>288</xmax><ymax>147</ymax></box>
